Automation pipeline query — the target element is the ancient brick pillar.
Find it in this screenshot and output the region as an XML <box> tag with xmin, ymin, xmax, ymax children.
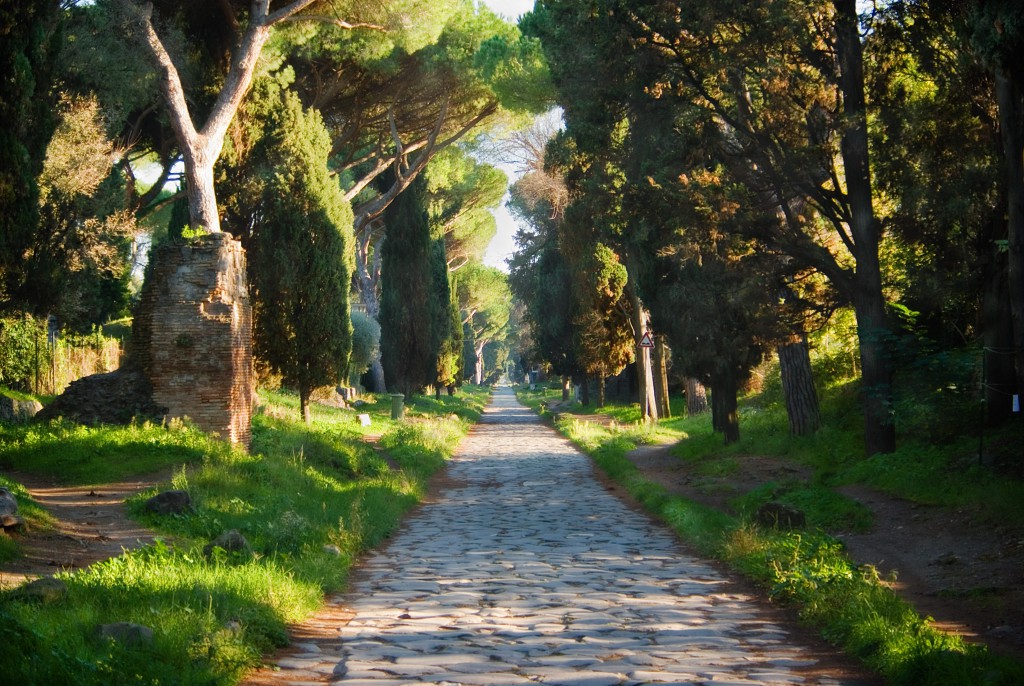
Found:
<box><xmin>132</xmin><ymin>233</ymin><xmax>253</xmax><ymax>447</ymax></box>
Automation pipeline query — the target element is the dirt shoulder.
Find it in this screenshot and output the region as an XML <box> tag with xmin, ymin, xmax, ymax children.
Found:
<box><xmin>624</xmin><ymin>443</ymin><xmax>1024</xmax><ymax>662</ymax></box>
<box><xmin>0</xmin><ymin>469</ymin><xmax>167</xmax><ymax>588</ymax></box>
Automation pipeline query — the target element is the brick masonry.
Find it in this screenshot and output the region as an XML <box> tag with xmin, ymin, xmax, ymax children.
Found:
<box><xmin>131</xmin><ymin>233</ymin><xmax>253</xmax><ymax>447</ymax></box>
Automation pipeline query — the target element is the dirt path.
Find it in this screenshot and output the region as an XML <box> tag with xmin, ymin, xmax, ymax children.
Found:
<box><xmin>624</xmin><ymin>443</ymin><xmax>1024</xmax><ymax>661</ymax></box>
<box><xmin>0</xmin><ymin>469</ymin><xmax>167</xmax><ymax>588</ymax></box>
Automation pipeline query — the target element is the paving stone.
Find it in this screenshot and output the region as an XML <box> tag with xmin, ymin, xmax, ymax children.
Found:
<box><xmin>629</xmin><ymin>671</ymin><xmax>703</xmax><ymax>684</ymax></box>
<box><xmin>531</xmin><ymin>668</ymin><xmax>626</xmax><ymax>685</ymax></box>
<box><xmin>253</xmin><ymin>388</ymin><xmax>866</xmax><ymax>686</ymax></box>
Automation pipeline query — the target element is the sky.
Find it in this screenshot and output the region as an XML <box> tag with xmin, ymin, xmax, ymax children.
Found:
<box><xmin>478</xmin><ymin>0</ymin><xmax>537</xmax><ymax>272</ymax></box>
<box><xmin>479</xmin><ymin>0</ymin><xmax>535</xmax><ymax>22</ymax></box>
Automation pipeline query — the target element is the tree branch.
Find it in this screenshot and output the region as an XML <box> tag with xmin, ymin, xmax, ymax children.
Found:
<box><xmin>278</xmin><ymin>14</ymin><xmax>385</xmax><ymax>31</ymax></box>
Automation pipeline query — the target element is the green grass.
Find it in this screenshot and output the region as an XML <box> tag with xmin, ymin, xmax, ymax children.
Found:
<box><xmin>1</xmin><ymin>387</ymin><xmax>38</xmax><ymax>403</ymax></box>
<box><xmin>521</xmin><ymin>384</ymin><xmax>1024</xmax><ymax>685</ymax></box>
<box><xmin>0</xmin><ymin>419</ymin><xmax>218</xmax><ymax>485</ymax></box>
<box><xmin>0</xmin><ymin>476</ymin><xmax>55</xmax><ymax>563</ymax></box>
<box><xmin>0</xmin><ymin>385</ymin><xmax>488</xmax><ymax>685</ymax></box>
<box><xmin>732</xmin><ymin>482</ymin><xmax>874</xmax><ymax>533</ymax></box>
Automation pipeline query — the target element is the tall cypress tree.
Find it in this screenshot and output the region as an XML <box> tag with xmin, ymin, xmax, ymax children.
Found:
<box><xmin>380</xmin><ymin>176</ymin><xmax>435</xmax><ymax>398</ymax></box>
<box><xmin>226</xmin><ymin>81</ymin><xmax>354</xmax><ymax>423</ymax></box>
<box><xmin>0</xmin><ymin>0</ymin><xmax>60</xmax><ymax>310</ymax></box>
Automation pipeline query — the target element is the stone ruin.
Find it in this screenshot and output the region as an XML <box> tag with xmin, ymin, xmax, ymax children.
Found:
<box><xmin>38</xmin><ymin>233</ymin><xmax>254</xmax><ymax>447</ymax></box>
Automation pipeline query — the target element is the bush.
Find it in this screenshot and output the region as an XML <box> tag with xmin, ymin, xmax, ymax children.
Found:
<box><xmin>0</xmin><ymin>315</ymin><xmax>46</xmax><ymax>392</ymax></box>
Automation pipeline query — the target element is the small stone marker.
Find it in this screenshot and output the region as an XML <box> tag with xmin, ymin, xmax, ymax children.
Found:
<box><xmin>13</xmin><ymin>577</ymin><xmax>68</xmax><ymax>604</ymax></box>
<box><xmin>390</xmin><ymin>393</ymin><xmax>405</xmax><ymax>420</ymax></box>
<box><xmin>143</xmin><ymin>489</ymin><xmax>193</xmax><ymax>516</ymax></box>
<box><xmin>358</xmin><ymin>413</ymin><xmax>371</xmax><ymax>426</ymax></box>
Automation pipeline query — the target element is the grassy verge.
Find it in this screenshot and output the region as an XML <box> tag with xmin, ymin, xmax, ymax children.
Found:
<box><xmin>517</xmin><ymin>384</ymin><xmax>1024</xmax><ymax>685</ymax></box>
<box><xmin>0</xmin><ymin>385</ymin><xmax>489</xmax><ymax>685</ymax></box>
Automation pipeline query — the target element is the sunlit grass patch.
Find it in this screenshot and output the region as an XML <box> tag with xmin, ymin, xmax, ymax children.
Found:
<box><xmin>0</xmin><ymin>419</ymin><xmax>221</xmax><ymax>485</ymax></box>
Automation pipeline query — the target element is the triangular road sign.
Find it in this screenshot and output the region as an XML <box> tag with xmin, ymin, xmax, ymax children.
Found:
<box><xmin>639</xmin><ymin>331</ymin><xmax>655</xmax><ymax>348</ymax></box>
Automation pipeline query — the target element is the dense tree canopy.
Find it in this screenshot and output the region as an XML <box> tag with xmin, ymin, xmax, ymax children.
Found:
<box><xmin>507</xmin><ymin>0</ymin><xmax>1023</xmax><ymax>452</ymax></box>
<box><xmin>5</xmin><ymin>0</ymin><xmax>1023</xmax><ymax>461</ymax></box>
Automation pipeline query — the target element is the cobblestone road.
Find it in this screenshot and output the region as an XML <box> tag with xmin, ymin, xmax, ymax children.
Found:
<box><xmin>255</xmin><ymin>387</ymin><xmax>868</xmax><ymax>685</ymax></box>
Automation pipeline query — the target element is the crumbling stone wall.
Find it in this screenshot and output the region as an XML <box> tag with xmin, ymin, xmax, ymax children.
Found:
<box><xmin>131</xmin><ymin>233</ymin><xmax>253</xmax><ymax>446</ymax></box>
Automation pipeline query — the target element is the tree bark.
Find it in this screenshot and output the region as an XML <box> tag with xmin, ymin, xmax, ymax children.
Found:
<box><xmin>685</xmin><ymin>377</ymin><xmax>708</xmax><ymax>416</ymax></box>
<box><xmin>579</xmin><ymin>375</ymin><xmax>590</xmax><ymax>405</ymax></box>
<box><xmin>597</xmin><ymin>374</ymin><xmax>606</xmax><ymax>408</ymax></box>
<box><xmin>562</xmin><ymin>375</ymin><xmax>571</xmax><ymax>401</ymax></box>
<box><xmin>654</xmin><ymin>335</ymin><xmax>671</xmax><ymax>418</ymax></box>
<box><xmin>834</xmin><ymin>0</ymin><xmax>896</xmax><ymax>455</ymax></box>
<box><xmin>996</xmin><ymin>71</ymin><xmax>1024</xmax><ymax>396</ymax></box>
<box><xmin>710</xmin><ymin>367</ymin><xmax>739</xmax><ymax>444</ymax></box>
<box><xmin>777</xmin><ymin>334</ymin><xmax>820</xmax><ymax>436</ymax></box>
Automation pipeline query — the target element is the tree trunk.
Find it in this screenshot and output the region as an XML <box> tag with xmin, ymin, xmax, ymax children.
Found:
<box><xmin>852</xmin><ymin>291</ymin><xmax>896</xmax><ymax>456</ymax></box>
<box><xmin>597</xmin><ymin>374</ymin><xmax>606</xmax><ymax>408</ymax></box>
<box><xmin>777</xmin><ymin>334</ymin><xmax>821</xmax><ymax>436</ymax></box>
<box><xmin>711</xmin><ymin>386</ymin><xmax>723</xmax><ymax>434</ymax></box>
<box><xmin>474</xmin><ymin>341</ymin><xmax>486</xmax><ymax>385</ymax></box>
<box><xmin>710</xmin><ymin>367</ymin><xmax>739</xmax><ymax>444</ymax></box>
<box><xmin>996</xmin><ymin>71</ymin><xmax>1024</xmax><ymax>395</ymax></box>
<box><xmin>299</xmin><ymin>385</ymin><xmax>311</xmax><ymax>425</ymax></box>
<box><xmin>654</xmin><ymin>335</ymin><xmax>671</xmax><ymax>418</ymax></box>
<box><xmin>685</xmin><ymin>377</ymin><xmax>708</xmax><ymax>416</ymax></box>
<box><xmin>562</xmin><ymin>375</ymin><xmax>572</xmax><ymax>401</ymax></box>
<box><xmin>579</xmin><ymin>375</ymin><xmax>590</xmax><ymax>405</ymax></box>
<box><xmin>627</xmin><ymin>284</ymin><xmax>658</xmax><ymax>422</ymax></box>
<box><xmin>835</xmin><ymin>0</ymin><xmax>896</xmax><ymax>455</ymax></box>
<box><xmin>983</xmin><ymin>219</ymin><xmax>1016</xmax><ymax>426</ymax></box>
<box><xmin>132</xmin><ymin>1</ymin><xmax>279</xmax><ymax>234</ymax></box>
<box><xmin>181</xmin><ymin>151</ymin><xmax>219</xmax><ymax>233</ymax></box>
